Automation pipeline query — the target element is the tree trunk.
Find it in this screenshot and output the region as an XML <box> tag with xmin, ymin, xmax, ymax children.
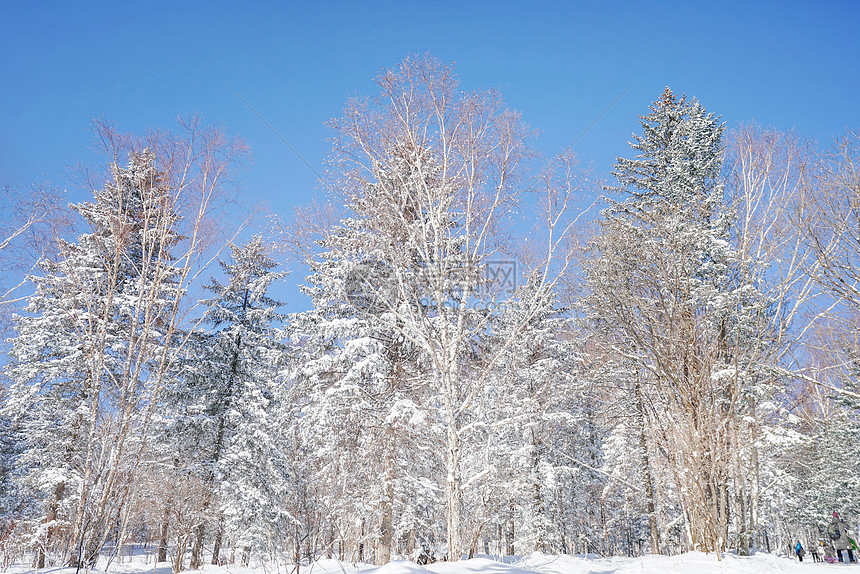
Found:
<box><xmin>634</xmin><ymin>382</ymin><xmax>660</xmax><ymax>554</ymax></box>
<box><xmin>505</xmin><ymin>511</ymin><xmax>514</xmax><ymax>556</ymax></box>
<box><xmin>720</xmin><ymin>482</ymin><xmax>730</xmax><ymax>552</ymax></box>
<box><xmin>751</xmin><ymin>439</ymin><xmax>761</xmax><ymax>550</ymax></box>
<box><xmin>191</xmin><ymin>332</ymin><xmax>243</xmax><ymax>570</ymax></box>
<box><xmin>444</xmin><ymin>372</ymin><xmax>462</xmax><ymax>562</ymax></box>
<box><xmin>358</xmin><ymin>519</ymin><xmax>365</xmax><ymax>563</ymax></box>
<box><xmin>379</xmin><ymin>434</ymin><xmax>395</xmax><ymax>564</ymax></box>
<box><xmin>68</xmin><ymin>382</ymin><xmax>103</xmax><ymax>568</ymax></box>
<box><xmin>529</xmin><ymin>428</ymin><xmax>546</xmax><ymax>552</ymax></box>
<box><xmin>38</xmin><ymin>481</ymin><xmax>65</xmax><ymax>569</ymax></box>
<box><xmin>379</xmin><ymin>495</ymin><xmax>393</xmax><ymax>563</ymax></box>
<box><xmin>189</xmin><ymin>521</ymin><xmax>206</xmax><ymax>570</ymax></box>
<box><xmin>158</xmin><ymin>461</ymin><xmax>176</xmax><ymax>563</ymax></box>
<box><xmin>174</xmin><ymin>531</ymin><xmax>189</xmax><ymax>573</ymax></box>
<box><xmin>211</xmin><ymin>521</ymin><xmax>223</xmax><ymax>565</ymax></box>
<box><xmin>158</xmin><ymin>518</ymin><xmax>169</xmax><ymax>563</ymax></box>
<box><xmin>736</xmin><ymin>482</ymin><xmax>749</xmax><ymax>556</ymax></box>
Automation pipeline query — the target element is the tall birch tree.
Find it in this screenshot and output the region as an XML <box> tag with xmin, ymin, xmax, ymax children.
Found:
<box><xmin>2</xmin><ymin>118</ymin><xmax>244</xmax><ymax>566</ymax></box>
<box><xmin>305</xmin><ymin>55</ymin><xmax>581</xmax><ymax>561</ymax></box>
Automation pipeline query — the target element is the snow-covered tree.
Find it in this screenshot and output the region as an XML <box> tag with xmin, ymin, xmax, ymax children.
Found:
<box><xmin>311</xmin><ymin>56</ymin><xmax>581</xmax><ymax>561</ymax></box>
<box><xmin>473</xmin><ymin>282</ymin><xmax>597</xmax><ymax>556</ymax></box>
<box><xmin>2</xmin><ymin>147</ymin><xmax>187</xmax><ymax>566</ymax></box>
<box><xmin>290</xmin><ymin>216</ymin><xmax>441</xmax><ymax>564</ymax></box>
<box><xmin>585</xmin><ymin>88</ymin><xmax>773</xmax><ymax>553</ymax></box>
<box><xmin>2</xmin><ymin>119</ymin><xmax>244</xmax><ymax>567</ymax></box>
<box><xmin>166</xmin><ymin>236</ymin><xmax>288</xmax><ymax>568</ymax></box>
<box><xmin>723</xmin><ymin>125</ymin><xmax>860</xmax><ymax>553</ymax></box>
<box><xmin>0</xmin><ymin>384</ymin><xmax>25</xmax><ymax>560</ymax></box>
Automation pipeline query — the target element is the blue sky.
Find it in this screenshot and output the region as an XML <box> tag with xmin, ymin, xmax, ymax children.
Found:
<box><xmin>1</xmin><ymin>0</ymin><xmax>858</xmax><ymax>309</ymax></box>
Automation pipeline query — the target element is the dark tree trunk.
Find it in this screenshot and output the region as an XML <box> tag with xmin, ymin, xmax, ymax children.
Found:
<box><xmin>158</xmin><ymin>520</ymin><xmax>169</xmax><ymax>563</ymax></box>
<box><xmin>38</xmin><ymin>481</ymin><xmax>66</xmax><ymax>569</ymax></box>
<box><xmin>189</xmin><ymin>522</ymin><xmax>206</xmax><ymax>570</ymax></box>
<box><xmin>635</xmin><ymin>382</ymin><xmax>660</xmax><ymax>554</ymax></box>
<box><xmin>211</xmin><ymin>521</ymin><xmax>223</xmax><ymax>565</ymax></box>
<box><xmin>505</xmin><ymin>511</ymin><xmax>514</xmax><ymax>556</ymax></box>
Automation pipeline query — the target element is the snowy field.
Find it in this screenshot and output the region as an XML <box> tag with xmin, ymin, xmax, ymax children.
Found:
<box><xmin>5</xmin><ymin>552</ymin><xmax>854</xmax><ymax>574</ymax></box>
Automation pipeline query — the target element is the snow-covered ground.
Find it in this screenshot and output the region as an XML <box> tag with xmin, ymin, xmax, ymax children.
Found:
<box><xmin>5</xmin><ymin>552</ymin><xmax>856</xmax><ymax>574</ymax></box>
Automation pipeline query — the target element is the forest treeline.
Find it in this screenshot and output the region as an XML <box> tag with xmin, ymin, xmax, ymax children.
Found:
<box><xmin>0</xmin><ymin>56</ymin><xmax>858</xmax><ymax>569</ymax></box>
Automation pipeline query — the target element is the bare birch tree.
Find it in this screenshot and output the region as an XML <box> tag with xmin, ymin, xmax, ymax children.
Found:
<box><xmin>301</xmin><ymin>55</ymin><xmax>583</xmax><ymax>561</ymax></box>
<box><xmin>722</xmin><ymin>124</ymin><xmax>827</xmax><ymax>553</ymax></box>
<box><xmin>3</xmin><ymin>117</ymin><xmax>245</xmax><ymax>567</ymax></box>
<box><xmin>0</xmin><ymin>183</ymin><xmax>70</xmax><ymax>335</ymax></box>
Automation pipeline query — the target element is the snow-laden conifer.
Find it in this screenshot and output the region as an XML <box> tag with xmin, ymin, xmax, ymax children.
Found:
<box><xmin>164</xmin><ymin>236</ymin><xmax>288</xmax><ymax>567</ymax></box>
<box><xmin>586</xmin><ymin>88</ymin><xmax>775</xmax><ymax>554</ymax></box>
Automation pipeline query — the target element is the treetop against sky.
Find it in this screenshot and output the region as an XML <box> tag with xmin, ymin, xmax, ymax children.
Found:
<box><xmin>1</xmin><ymin>1</ymin><xmax>857</xmax><ymax>310</ymax></box>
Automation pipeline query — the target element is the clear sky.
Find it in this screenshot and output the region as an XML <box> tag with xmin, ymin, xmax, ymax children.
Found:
<box><xmin>2</xmin><ymin>0</ymin><xmax>858</xmax><ymax>309</ymax></box>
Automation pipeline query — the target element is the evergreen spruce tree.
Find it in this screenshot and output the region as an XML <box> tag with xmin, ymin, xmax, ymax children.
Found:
<box><xmin>585</xmin><ymin>88</ymin><xmax>769</xmax><ymax>553</ymax></box>
<box><xmin>168</xmin><ymin>236</ymin><xmax>288</xmax><ymax>568</ymax></box>
<box><xmin>290</xmin><ymin>216</ymin><xmax>439</xmax><ymax>564</ymax></box>
<box><xmin>480</xmin><ymin>287</ymin><xmax>566</xmax><ymax>554</ymax></box>
<box><xmin>793</xmin><ymin>363</ymin><xmax>860</xmax><ymax>533</ymax></box>
<box><xmin>0</xmin><ymin>389</ymin><xmax>25</xmax><ymax>556</ymax></box>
